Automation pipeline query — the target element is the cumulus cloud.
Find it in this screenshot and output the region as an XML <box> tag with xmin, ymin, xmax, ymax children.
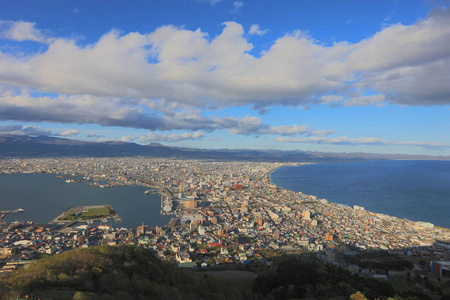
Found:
<box><xmin>228</xmin><ymin>118</ymin><xmax>315</xmax><ymax>136</ymax></box>
<box><xmin>0</xmin><ymin>89</ymin><xmax>333</xmax><ymax>137</ymax></box>
<box><xmin>139</xmin><ymin>131</ymin><xmax>205</xmax><ymax>143</ymax></box>
<box><xmin>58</xmin><ymin>129</ymin><xmax>80</xmax><ymax>136</ymax></box>
<box><xmin>0</xmin><ymin>10</ymin><xmax>449</xmax><ymax>109</ymax></box>
<box><xmin>0</xmin><ymin>8</ymin><xmax>448</xmax><ymax>140</ymax></box>
<box><xmin>275</xmin><ymin>136</ymin><xmax>450</xmax><ymax>150</ymax></box>
<box><xmin>0</xmin><ymin>124</ymin><xmax>52</xmax><ymax>136</ymax></box>
<box><xmin>249</xmin><ymin>24</ymin><xmax>268</xmax><ymax>36</ymax></box>
<box><xmin>0</xmin><ymin>20</ymin><xmax>48</xmax><ymax>43</ymax></box>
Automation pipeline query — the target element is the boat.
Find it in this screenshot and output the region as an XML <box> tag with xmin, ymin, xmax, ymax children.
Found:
<box><xmin>11</xmin><ymin>207</ymin><xmax>26</xmax><ymax>214</ymax></box>
<box><xmin>144</xmin><ymin>189</ymin><xmax>155</xmax><ymax>195</ymax></box>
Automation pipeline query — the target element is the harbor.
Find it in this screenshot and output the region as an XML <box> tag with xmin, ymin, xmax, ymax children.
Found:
<box><xmin>0</xmin><ymin>208</ymin><xmax>26</xmax><ymax>220</ymax></box>
<box><xmin>0</xmin><ymin>172</ymin><xmax>172</xmax><ymax>228</ymax></box>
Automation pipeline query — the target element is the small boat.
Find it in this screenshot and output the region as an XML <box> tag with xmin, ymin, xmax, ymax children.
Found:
<box><xmin>11</xmin><ymin>207</ymin><xmax>26</xmax><ymax>214</ymax></box>
<box><xmin>144</xmin><ymin>190</ymin><xmax>154</xmax><ymax>195</ymax></box>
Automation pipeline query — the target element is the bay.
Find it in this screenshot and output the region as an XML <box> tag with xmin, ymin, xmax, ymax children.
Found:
<box><xmin>271</xmin><ymin>160</ymin><xmax>450</xmax><ymax>229</ymax></box>
<box><xmin>0</xmin><ymin>173</ymin><xmax>172</xmax><ymax>229</ymax></box>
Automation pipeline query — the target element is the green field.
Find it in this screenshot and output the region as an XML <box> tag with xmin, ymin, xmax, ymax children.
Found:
<box><xmin>59</xmin><ymin>205</ymin><xmax>114</xmax><ymax>221</ymax></box>
<box><xmin>79</xmin><ymin>206</ymin><xmax>112</xmax><ymax>219</ymax></box>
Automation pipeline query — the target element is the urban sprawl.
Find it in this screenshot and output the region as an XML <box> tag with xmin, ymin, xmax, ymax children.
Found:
<box><xmin>1</xmin><ymin>157</ymin><xmax>449</xmax><ymax>278</ymax></box>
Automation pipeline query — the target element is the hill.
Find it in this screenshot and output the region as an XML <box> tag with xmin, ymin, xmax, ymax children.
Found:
<box><xmin>1</xmin><ymin>134</ymin><xmax>448</xmax><ymax>162</ymax></box>
<box><xmin>0</xmin><ymin>245</ymin><xmax>252</xmax><ymax>300</ymax></box>
<box><xmin>2</xmin><ymin>246</ymin><xmax>449</xmax><ymax>300</ymax></box>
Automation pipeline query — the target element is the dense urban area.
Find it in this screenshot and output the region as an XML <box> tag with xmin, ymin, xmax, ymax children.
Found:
<box><xmin>1</xmin><ymin>157</ymin><xmax>449</xmax><ymax>289</ymax></box>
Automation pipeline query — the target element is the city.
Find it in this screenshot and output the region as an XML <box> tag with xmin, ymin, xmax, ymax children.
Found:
<box><xmin>1</xmin><ymin>157</ymin><xmax>449</xmax><ymax>280</ymax></box>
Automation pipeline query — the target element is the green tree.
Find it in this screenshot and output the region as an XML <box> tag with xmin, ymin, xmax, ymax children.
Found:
<box><xmin>350</xmin><ymin>291</ymin><xmax>368</xmax><ymax>300</ymax></box>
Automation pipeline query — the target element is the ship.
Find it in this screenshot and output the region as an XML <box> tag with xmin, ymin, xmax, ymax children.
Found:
<box><xmin>144</xmin><ymin>189</ymin><xmax>155</xmax><ymax>195</ymax></box>
<box><xmin>11</xmin><ymin>207</ymin><xmax>26</xmax><ymax>214</ymax></box>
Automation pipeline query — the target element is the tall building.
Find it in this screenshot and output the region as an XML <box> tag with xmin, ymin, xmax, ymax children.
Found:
<box><xmin>303</xmin><ymin>210</ymin><xmax>311</xmax><ymax>220</ymax></box>
<box><xmin>273</xmin><ymin>230</ymin><xmax>280</xmax><ymax>240</ymax></box>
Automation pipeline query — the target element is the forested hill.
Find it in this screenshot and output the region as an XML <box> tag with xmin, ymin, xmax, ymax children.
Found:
<box><xmin>0</xmin><ymin>245</ymin><xmax>251</xmax><ymax>300</ymax></box>
<box><xmin>1</xmin><ymin>245</ymin><xmax>448</xmax><ymax>299</ymax></box>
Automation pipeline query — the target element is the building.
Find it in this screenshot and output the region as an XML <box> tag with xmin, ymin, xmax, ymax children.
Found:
<box><xmin>324</xmin><ymin>233</ymin><xmax>333</xmax><ymax>242</ymax></box>
<box><xmin>176</xmin><ymin>252</ymin><xmax>192</xmax><ymax>263</ymax></box>
<box><xmin>183</xmin><ymin>199</ymin><xmax>197</xmax><ymax>209</ymax></box>
<box><xmin>303</xmin><ymin>210</ymin><xmax>310</xmax><ymax>220</ymax></box>
<box><xmin>232</xmin><ymin>184</ymin><xmax>243</xmax><ymax>190</ymax></box>
<box><xmin>431</xmin><ymin>261</ymin><xmax>450</xmax><ymax>278</ymax></box>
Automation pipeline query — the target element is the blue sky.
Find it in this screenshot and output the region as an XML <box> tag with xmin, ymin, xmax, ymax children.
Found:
<box><xmin>0</xmin><ymin>0</ymin><xmax>449</xmax><ymax>155</ymax></box>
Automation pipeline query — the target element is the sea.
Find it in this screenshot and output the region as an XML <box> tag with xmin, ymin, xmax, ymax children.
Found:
<box><xmin>271</xmin><ymin>160</ymin><xmax>450</xmax><ymax>229</ymax></box>
<box><xmin>0</xmin><ymin>173</ymin><xmax>172</xmax><ymax>229</ymax></box>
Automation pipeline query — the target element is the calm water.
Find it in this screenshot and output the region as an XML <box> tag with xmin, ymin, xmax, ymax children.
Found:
<box><xmin>271</xmin><ymin>160</ymin><xmax>450</xmax><ymax>229</ymax></box>
<box><xmin>0</xmin><ymin>173</ymin><xmax>172</xmax><ymax>229</ymax></box>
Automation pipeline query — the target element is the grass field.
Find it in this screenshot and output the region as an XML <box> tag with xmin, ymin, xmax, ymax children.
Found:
<box><xmin>81</xmin><ymin>206</ymin><xmax>111</xmax><ymax>218</ymax></box>
<box><xmin>58</xmin><ymin>205</ymin><xmax>114</xmax><ymax>221</ymax></box>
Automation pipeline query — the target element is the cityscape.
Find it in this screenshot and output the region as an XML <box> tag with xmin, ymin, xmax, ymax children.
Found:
<box><xmin>1</xmin><ymin>0</ymin><xmax>450</xmax><ymax>298</ymax></box>
<box><xmin>1</xmin><ymin>157</ymin><xmax>449</xmax><ymax>281</ymax></box>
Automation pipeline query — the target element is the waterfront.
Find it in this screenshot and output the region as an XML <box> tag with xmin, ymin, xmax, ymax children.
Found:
<box><xmin>1</xmin><ymin>157</ymin><xmax>449</xmax><ymax>278</ymax></box>
<box><xmin>0</xmin><ymin>173</ymin><xmax>172</xmax><ymax>228</ymax></box>
<box><xmin>271</xmin><ymin>160</ymin><xmax>450</xmax><ymax>229</ymax></box>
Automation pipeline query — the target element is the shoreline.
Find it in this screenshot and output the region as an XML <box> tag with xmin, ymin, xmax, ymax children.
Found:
<box><xmin>268</xmin><ymin>161</ymin><xmax>449</xmax><ymax>230</ymax></box>
<box><xmin>0</xmin><ymin>172</ymin><xmax>171</xmax><ymax>229</ymax></box>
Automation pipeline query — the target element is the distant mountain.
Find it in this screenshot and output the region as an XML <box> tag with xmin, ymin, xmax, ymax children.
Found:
<box><xmin>0</xmin><ymin>134</ymin><xmax>449</xmax><ymax>162</ymax></box>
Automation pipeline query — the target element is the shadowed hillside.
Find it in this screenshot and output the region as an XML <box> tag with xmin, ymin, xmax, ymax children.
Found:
<box><xmin>0</xmin><ymin>246</ymin><xmax>252</xmax><ymax>300</ymax></box>
<box><xmin>1</xmin><ymin>246</ymin><xmax>450</xmax><ymax>300</ymax></box>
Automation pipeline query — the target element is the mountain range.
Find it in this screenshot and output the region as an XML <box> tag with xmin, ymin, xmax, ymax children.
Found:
<box><xmin>0</xmin><ymin>134</ymin><xmax>449</xmax><ymax>162</ymax></box>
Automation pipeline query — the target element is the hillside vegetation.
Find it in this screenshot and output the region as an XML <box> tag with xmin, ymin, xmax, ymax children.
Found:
<box><xmin>0</xmin><ymin>246</ymin><xmax>251</xmax><ymax>300</ymax></box>
<box><xmin>1</xmin><ymin>246</ymin><xmax>449</xmax><ymax>300</ymax></box>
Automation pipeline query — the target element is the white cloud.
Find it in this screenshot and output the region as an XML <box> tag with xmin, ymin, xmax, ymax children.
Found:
<box><xmin>249</xmin><ymin>24</ymin><xmax>268</xmax><ymax>36</ymax></box>
<box><xmin>58</xmin><ymin>129</ymin><xmax>80</xmax><ymax>136</ymax></box>
<box><xmin>120</xmin><ymin>136</ymin><xmax>136</xmax><ymax>142</ymax></box>
<box><xmin>0</xmin><ymin>89</ymin><xmax>335</xmax><ymax>137</ymax></box>
<box><xmin>0</xmin><ymin>20</ymin><xmax>48</xmax><ymax>43</ymax></box>
<box><xmin>0</xmin><ymin>124</ymin><xmax>52</xmax><ymax>136</ymax></box>
<box><xmin>0</xmin><ymin>8</ymin><xmax>449</xmax><ymax>132</ymax></box>
<box><xmin>139</xmin><ymin>131</ymin><xmax>205</xmax><ymax>143</ymax></box>
<box><xmin>231</xmin><ymin>1</ymin><xmax>244</xmax><ymax>14</ymax></box>
<box><xmin>344</xmin><ymin>94</ymin><xmax>386</xmax><ymax>107</ymax></box>
<box><xmin>276</xmin><ymin>136</ymin><xmax>450</xmax><ymax>150</ymax></box>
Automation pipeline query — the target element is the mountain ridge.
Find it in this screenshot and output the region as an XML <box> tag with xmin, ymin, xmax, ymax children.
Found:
<box><xmin>0</xmin><ymin>134</ymin><xmax>449</xmax><ymax>162</ymax></box>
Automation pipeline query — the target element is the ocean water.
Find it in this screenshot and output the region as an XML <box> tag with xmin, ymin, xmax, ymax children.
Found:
<box><xmin>271</xmin><ymin>160</ymin><xmax>450</xmax><ymax>229</ymax></box>
<box><xmin>0</xmin><ymin>173</ymin><xmax>172</xmax><ymax>229</ymax></box>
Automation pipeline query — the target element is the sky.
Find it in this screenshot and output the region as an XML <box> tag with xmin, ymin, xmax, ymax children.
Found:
<box><xmin>0</xmin><ymin>0</ymin><xmax>449</xmax><ymax>156</ymax></box>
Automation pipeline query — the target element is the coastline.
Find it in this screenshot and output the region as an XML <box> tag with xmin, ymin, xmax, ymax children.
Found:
<box><xmin>269</xmin><ymin>161</ymin><xmax>450</xmax><ymax>230</ymax></box>
<box><xmin>0</xmin><ymin>172</ymin><xmax>172</xmax><ymax>228</ymax></box>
